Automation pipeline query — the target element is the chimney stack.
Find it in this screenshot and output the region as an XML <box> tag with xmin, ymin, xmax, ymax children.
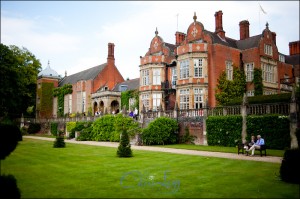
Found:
<box><xmin>239</xmin><ymin>20</ymin><xmax>250</xmax><ymax>40</ymax></box>
<box><xmin>289</xmin><ymin>41</ymin><xmax>300</xmax><ymax>56</ymax></box>
<box><xmin>175</xmin><ymin>31</ymin><xmax>186</xmax><ymax>46</ymax></box>
<box><xmin>107</xmin><ymin>43</ymin><xmax>115</xmax><ymax>65</ymax></box>
<box><xmin>271</xmin><ymin>32</ymin><xmax>276</xmax><ymax>45</ymax></box>
<box><xmin>214</xmin><ymin>10</ymin><xmax>225</xmax><ymax>39</ymax></box>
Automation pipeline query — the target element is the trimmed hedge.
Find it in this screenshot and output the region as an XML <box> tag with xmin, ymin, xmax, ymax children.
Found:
<box><xmin>76</xmin><ymin>122</ymin><xmax>93</xmax><ymax>141</ymax></box>
<box><xmin>206</xmin><ymin>115</ymin><xmax>242</xmax><ymax>147</ymax></box>
<box><xmin>206</xmin><ymin>114</ymin><xmax>290</xmax><ymax>149</ymax></box>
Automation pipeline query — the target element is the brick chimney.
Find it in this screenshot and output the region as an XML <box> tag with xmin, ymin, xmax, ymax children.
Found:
<box><xmin>239</xmin><ymin>20</ymin><xmax>250</xmax><ymax>40</ymax></box>
<box><xmin>214</xmin><ymin>10</ymin><xmax>225</xmax><ymax>39</ymax></box>
<box><xmin>289</xmin><ymin>41</ymin><xmax>300</xmax><ymax>56</ymax></box>
<box><xmin>175</xmin><ymin>31</ymin><xmax>186</xmax><ymax>46</ymax></box>
<box><xmin>271</xmin><ymin>32</ymin><xmax>276</xmax><ymax>45</ymax></box>
<box><xmin>107</xmin><ymin>43</ymin><xmax>115</xmax><ymax>65</ymax></box>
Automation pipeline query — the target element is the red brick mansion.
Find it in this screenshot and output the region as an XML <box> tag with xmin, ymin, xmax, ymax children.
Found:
<box><xmin>139</xmin><ymin>11</ymin><xmax>300</xmax><ymax>111</ymax></box>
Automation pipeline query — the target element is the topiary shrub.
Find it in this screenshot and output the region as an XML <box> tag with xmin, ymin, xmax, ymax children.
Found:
<box><xmin>0</xmin><ymin>174</ymin><xmax>21</xmax><ymax>199</ymax></box>
<box><xmin>50</xmin><ymin>122</ymin><xmax>58</xmax><ymax>136</ymax></box>
<box><xmin>0</xmin><ymin>123</ymin><xmax>22</xmax><ymax>160</ymax></box>
<box><xmin>117</xmin><ymin>130</ymin><xmax>132</xmax><ymax>157</ymax></box>
<box><xmin>27</xmin><ymin>123</ymin><xmax>41</xmax><ymax>134</ymax></box>
<box><xmin>280</xmin><ymin>149</ymin><xmax>300</xmax><ymax>184</ymax></box>
<box><xmin>142</xmin><ymin>117</ymin><xmax>179</xmax><ymax>145</ymax></box>
<box><xmin>53</xmin><ymin>134</ymin><xmax>66</xmax><ymax>148</ymax></box>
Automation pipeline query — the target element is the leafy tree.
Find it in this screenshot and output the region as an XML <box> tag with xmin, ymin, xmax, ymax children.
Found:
<box><xmin>253</xmin><ymin>68</ymin><xmax>263</xmax><ymax>96</ymax></box>
<box><xmin>0</xmin><ymin>44</ymin><xmax>41</xmax><ymax>118</ymax></box>
<box><xmin>215</xmin><ymin>66</ymin><xmax>246</xmax><ymax>105</ymax></box>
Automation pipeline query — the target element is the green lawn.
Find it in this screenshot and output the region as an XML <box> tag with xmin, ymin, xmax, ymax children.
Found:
<box><xmin>156</xmin><ymin>144</ymin><xmax>285</xmax><ymax>157</ymax></box>
<box><xmin>1</xmin><ymin>138</ymin><xmax>298</xmax><ymax>198</ymax></box>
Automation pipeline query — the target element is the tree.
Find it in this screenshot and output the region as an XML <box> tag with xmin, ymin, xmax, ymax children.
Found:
<box><xmin>0</xmin><ymin>44</ymin><xmax>41</xmax><ymax>118</ymax></box>
<box><xmin>253</xmin><ymin>68</ymin><xmax>263</xmax><ymax>96</ymax></box>
<box><xmin>215</xmin><ymin>66</ymin><xmax>246</xmax><ymax>105</ymax></box>
<box><xmin>115</xmin><ymin>114</ymin><xmax>139</xmax><ymax>157</ymax></box>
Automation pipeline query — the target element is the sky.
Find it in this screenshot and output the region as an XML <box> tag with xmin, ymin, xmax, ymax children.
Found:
<box><xmin>1</xmin><ymin>1</ymin><xmax>299</xmax><ymax>80</ymax></box>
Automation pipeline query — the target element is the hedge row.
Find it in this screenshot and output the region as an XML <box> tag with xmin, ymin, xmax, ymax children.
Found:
<box><xmin>206</xmin><ymin>114</ymin><xmax>290</xmax><ymax>150</ymax></box>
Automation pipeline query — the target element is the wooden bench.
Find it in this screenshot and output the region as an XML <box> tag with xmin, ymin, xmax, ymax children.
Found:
<box><xmin>237</xmin><ymin>143</ymin><xmax>267</xmax><ymax>157</ymax></box>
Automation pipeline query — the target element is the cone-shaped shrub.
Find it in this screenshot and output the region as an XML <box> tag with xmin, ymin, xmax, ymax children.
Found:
<box><xmin>117</xmin><ymin>130</ymin><xmax>132</xmax><ymax>157</ymax></box>
<box><xmin>53</xmin><ymin>136</ymin><xmax>66</xmax><ymax>148</ymax></box>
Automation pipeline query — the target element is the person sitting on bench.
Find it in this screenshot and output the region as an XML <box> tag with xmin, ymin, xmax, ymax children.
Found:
<box><xmin>244</xmin><ymin>135</ymin><xmax>256</xmax><ymax>150</ymax></box>
<box><xmin>247</xmin><ymin>135</ymin><xmax>265</xmax><ymax>156</ymax></box>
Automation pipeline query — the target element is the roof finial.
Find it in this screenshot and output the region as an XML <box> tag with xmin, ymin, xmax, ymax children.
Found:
<box><xmin>47</xmin><ymin>60</ymin><xmax>50</xmax><ymax>68</ymax></box>
<box><xmin>155</xmin><ymin>27</ymin><xmax>158</xmax><ymax>36</ymax></box>
<box><xmin>266</xmin><ymin>22</ymin><xmax>269</xmax><ymax>29</ymax></box>
<box><xmin>193</xmin><ymin>12</ymin><xmax>197</xmax><ymax>22</ymax></box>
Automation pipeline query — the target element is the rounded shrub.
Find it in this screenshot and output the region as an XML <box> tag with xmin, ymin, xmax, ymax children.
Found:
<box><xmin>142</xmin><ymin>117</ymin><xmax>179</xmax><ymax>145</ymax></box>
<box><xmin>0</xmin><ymin>123</ymin><xmax>22</xmax><ymax>160</ymax></box>
<box><xmin>0</xmin><ymin>174</ymin><xmax>21</xmax><ymax>199</ymax></box>
<box><xmin>280</xmin><ymin>149</ymin><xmax>300</xmax><ymax>184</ymax></box>
<box><xmin>27</xmin><ymin>123</ymin><xmax>41</xmax><ymax>134</ymax></box>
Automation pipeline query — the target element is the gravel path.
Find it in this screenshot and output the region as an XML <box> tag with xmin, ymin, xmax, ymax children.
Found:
<box><xmin>24</xmin><ymin>136</ymin><xmax>282</xmax><ymax>164</ymax></box>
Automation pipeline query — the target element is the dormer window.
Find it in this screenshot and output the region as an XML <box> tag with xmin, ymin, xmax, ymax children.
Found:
<box><xmin>120</xmin><ymin>85</ymin><xmax>128</xmax><ymax>92</ymax></box>
<box><xmin>104</xmin><ymin>86</ymin><xmax>108</xmax><ymax>91</ymax></box>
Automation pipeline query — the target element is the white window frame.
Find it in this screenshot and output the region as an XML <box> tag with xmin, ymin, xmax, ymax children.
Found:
<box><xmin>246</xmin><ymin>90</ymin><xmax>255</xmax><ymax>97</ymax></box>
<box><xmin>171</xmin><ymin>67</ymin><xmax>177</xmax><ymax>86</ymax></box>
<box><xmin>194</xmin><ymin>88</ymin><xmax>203</xmax><ymax>109</ymax></box>
<box><xmin>179</xmin><ymin>89</ymin><xmax>189</xmax><ymax>110</ymax></box>
<box><xmin>245</xmin><ymin>63</ymin><xmax>254</xmax><ymax>82</ymax></box>
<box><xmin>180</xmin><ymin>59</ymin><xmax>189</xmax><ymax>79</ymax></box>
<box><xmin>264</xmin><ymin>44</ymin><xmax>273</xmax><ymax>56</ymax></box>
<box><xmin>141</xmin><ymin>94</ymin><xmax>150</xmax><ymax>111</ymax></box>
<box><xmin>152</xmin><ymin>69</ymin><xmax>161</xmax><ymax>85</ymax></box>
<box><xmin>194</xmin><ymin>58</ymin><xmax>203</xmax><ymax>78</ymax></box>
<box><xmin>226</xmin><ymin>61</ymin><xmax>233</xmax><ymax>80</ymax></box>
<box><xmin>141</xmin><ymin>69</ymin><xmax>150</xmax><ymax>86</ymax></box>
<box><xmin>262</xmin><ymin>63</ymin><xmax>275</xmax><ymax>83</ymax></box>
<box><xmin>152</xmin><ymin>93</ymin><xmax>161</xmax><ymax>111</ymax></box>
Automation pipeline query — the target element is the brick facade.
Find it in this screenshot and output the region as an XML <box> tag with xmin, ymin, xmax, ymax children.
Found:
<box><xmin>139</xmin><ymin>11</ymin><xmax>297</xmax><ymax>111</ymax></box>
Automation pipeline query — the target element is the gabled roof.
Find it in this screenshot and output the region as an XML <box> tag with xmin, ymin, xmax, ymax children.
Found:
<box><xmin>113</xmin><ymin>78</ymin><xmax>140</xmax><ymax>92</ymax></box>
<box><xmin>165</xmin><ymin>43</ymin><xmax>176</xmax><ymax>53</ymax></box>
<box><xmin>285</xmin><ymin>54</ymin><xmax>300</xmax><ymax>66</ymax></box>
<box><xmin>236</xmin><ymin>35</ymin><xmax>262</xmax><ymax>50</ymax></box>
<box><xmin>205</xmin><ymin>30</ymin><xmax>237</xmax><ymax>48</ymax></box>
<box><xmin>59</xmin><ymin>63</ymin><xmax>106</xmax><ymax>86</ymax></box>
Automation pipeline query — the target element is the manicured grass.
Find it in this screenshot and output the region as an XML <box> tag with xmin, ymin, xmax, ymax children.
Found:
<box><xmin>156</xmin><ymin>144</ymin><xmax>285</xmax><ymax>157</ymax></box>
<box><xmin>1</xmin><ymin>138</ymin><xmax>298</xmax><ymax>198</ymax></box>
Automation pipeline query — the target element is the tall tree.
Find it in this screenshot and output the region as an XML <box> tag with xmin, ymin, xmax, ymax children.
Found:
<box><xmin>253</xmin><ymin>68</ymin><xmax>263</xmax><ymax>96</ymax></box>
<box><xmin>0</xmin><ymin>44</ymin><xmax>41</xmax><ymax>118</ymax></box>
<box><xmin>215</xmin><ymin>66</ymin><xmax>246</xmax><ymax>105</ymax></box>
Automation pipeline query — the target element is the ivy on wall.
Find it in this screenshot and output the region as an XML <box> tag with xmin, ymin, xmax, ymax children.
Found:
<box><xmin>215</xmin><ymin>66</ymin><xmax>246</xmax><ymax>105</ymax></box>
<box><xmin>253</xmin><ymin>68</ymin><xmax>263</xmax><ymax>96</ymax></box>
<box><xmin>121</xmin><ymin>90</ymin><xmax>139</xmax><ymax>110</ymax></box>
<box><xmin>53</xmin><ymin>84</ymin><xmax>72</xmax><ymax>117</ymax></box>
<box><xmin>37</xmin><ymin>82</ymin><xmax>54</xmax><ymax>118</ymax></box>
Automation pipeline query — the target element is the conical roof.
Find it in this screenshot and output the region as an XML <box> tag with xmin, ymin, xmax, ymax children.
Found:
<box><xmin>38</xmin><ymin>61</ymin><xmax>60</xmax><ymax>79</ymax></box>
